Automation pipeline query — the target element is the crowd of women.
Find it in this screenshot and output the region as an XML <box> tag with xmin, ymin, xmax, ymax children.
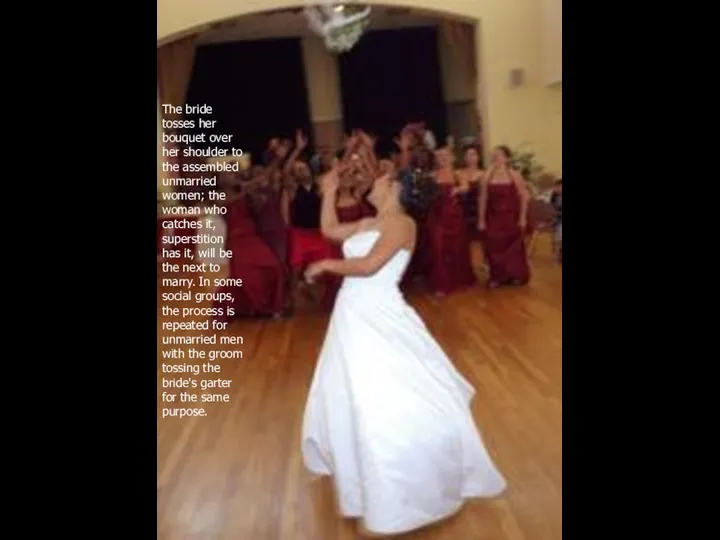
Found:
<box><xmin>206</xmin><ymin>123</ymin><xmax>545</xmax><ymax>321</ymax></box>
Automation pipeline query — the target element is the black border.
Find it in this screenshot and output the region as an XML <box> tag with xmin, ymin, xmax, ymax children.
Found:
<box><xmin>564</xmin><ymin>12</ymin><xmax>619</xmax><ymax>537</ymax></box>
<box><xmin>18</xmin><ymin>7</ymin><xmax>157</xmax><ymax>534</ymax></box>
<box><xmin>15</xmin><ymin>3</ymin><xmax>698</xmax><ymax>537</ymax></box>
<box><xmin>564</xmin><ymin>7</ymin><xmax>696</xmax><ymax>538</ymax></box>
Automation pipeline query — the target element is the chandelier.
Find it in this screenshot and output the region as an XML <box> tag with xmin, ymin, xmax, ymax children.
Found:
<box><xmin>304</xmin><ymin>3</ymin><xmax>372</xmax><ymax>54</ymax></box>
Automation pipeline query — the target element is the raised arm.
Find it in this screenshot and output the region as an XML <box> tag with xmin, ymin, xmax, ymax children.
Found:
<box><xmin>282</xmin><ymin>130</ymin><xmax>308</xmax><ymax>175</ymax></box>
<box><xmin>319</xmin><ymin>167</ymin><xmax>373</xmax><ymax>243</ymax></box>
<box><xmin>280</xmin><ymin>180</ymin><xmax>294</xmax><ymax>225</ymax></box>
<box><xmin>357</xmin><ymin>130</ymin><xmax>379</xmax><ymax>171</ymax></box>
<box><xmin>340</xmin><ymin>133</ymin><xmax>362</xmax><ymax>165</ymax></box>
<box><xmin>356</xmin><ymin>143</ymin><xmax>378</xmax><ymax>177</ymax></box>
<box><xmin>352</xmin><ymin>142</ymin><xmax>380</xmax><ymax>196</ymax></box>
<box><xmin>263</xmin><ymin>144</ymin><xmax>284</xmax><ymax>175</ymax></box>
<box><xmin>307</xmin><ymin>216</ymin><xmax>414</xmax><ymax>280</ymax></box>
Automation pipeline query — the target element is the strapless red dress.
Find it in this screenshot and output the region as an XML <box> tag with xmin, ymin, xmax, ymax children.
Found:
<box><xmin>481</xmin><ymin>183</ymin><xmax>530</xmax><ymax>286</ymax></box>
<box><xmin>214</xmin><ymin>197</ymin><xmax>286</xmax><ymax>319</ymax></box>
<box><xmin>423</xmin><ymin>184</ymin><xmax>477</xmax><ymax>295</ymax></box>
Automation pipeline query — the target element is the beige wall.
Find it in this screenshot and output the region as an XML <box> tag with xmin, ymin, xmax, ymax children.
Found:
<box><xmin>542</xmin><ymin>0</ymin><xmax>562</xmax><ymax>85</ymax></box>
<box><xmin>300</xmin><ymin>37</ymin><xmax>344</xmax><ymax>150</ymax></box>
<box><xmin>158</xmin><ymin>0</ymin><xmax>562</xmax><ymax>174</ymax></box>
<box><xmin>300</xmin><ymin>37</ymin><xmax>343</xmax><ymax>123</ymax></box>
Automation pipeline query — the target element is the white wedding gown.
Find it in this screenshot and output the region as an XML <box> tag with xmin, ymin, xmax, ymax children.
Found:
<box><xmin>302</xmin><ymin>230</ymin><xmax>506</xmax><ymax>536</ymax></box>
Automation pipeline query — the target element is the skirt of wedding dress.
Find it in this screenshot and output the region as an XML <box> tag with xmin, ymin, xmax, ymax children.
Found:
<box><xmin>301</xmin><ymin>285</ymin><xmax>506</xmax><ymax>536</ymax></box>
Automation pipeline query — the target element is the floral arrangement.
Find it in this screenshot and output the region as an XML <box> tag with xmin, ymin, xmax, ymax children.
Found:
<box><xmin>510</xmin><ymin>144</ymin><xmax>545</xmax><ymax>185</ymax></box>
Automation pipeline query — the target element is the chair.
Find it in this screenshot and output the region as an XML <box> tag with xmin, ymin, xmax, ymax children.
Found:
<box><xmin>535</xmin><ymin>173</ymin><xmax>558</xmax><ymax>192</ymax></box>
<box><xmin>527</xmin><ymin>198</ymin><xmax>557</xmax><ymax>256</ymax></box>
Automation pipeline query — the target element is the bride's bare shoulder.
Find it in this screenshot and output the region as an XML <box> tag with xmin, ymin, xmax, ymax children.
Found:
<box><xmin>377</xmin><ymin>214</ymin><xmax>416</xmax><ymax>243</ymax></box>
<box><xmin>355</xmin><ymin>217</ymin><xmax>379</xmax><ymax>233</ymax></box>
<box><xmin>376</xmin><ymin>212</ymin><xmax>413</xmax><ymax>228</ymax></box>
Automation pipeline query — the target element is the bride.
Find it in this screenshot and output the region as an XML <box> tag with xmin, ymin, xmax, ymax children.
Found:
<box><xmin>302</xmin><ymin>161</ymin><xmax>506</xmax><ymax>536</ymax></box>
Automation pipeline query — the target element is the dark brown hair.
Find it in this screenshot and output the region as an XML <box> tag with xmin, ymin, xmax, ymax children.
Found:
<box><xmin>398</xmin><ymin>167</ymin><xmax>439</xmax><ymax>219</ymax></box>
<box><xmin>495</xmin><ymin>145</ymin><xmax>512</xmax><ymax>159</ymax></box>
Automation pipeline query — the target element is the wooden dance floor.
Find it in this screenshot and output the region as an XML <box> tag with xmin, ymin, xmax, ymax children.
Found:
<box><xmin>157</xmin><ymin>243</ymin><xmax>562</xmax><ymax>540</ymax></box>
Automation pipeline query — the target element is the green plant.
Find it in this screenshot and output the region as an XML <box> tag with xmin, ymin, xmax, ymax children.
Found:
<box><xmin>511</xmin><ymin>144</ymin><xmax>544</xmax><ymax>184</ymax></box>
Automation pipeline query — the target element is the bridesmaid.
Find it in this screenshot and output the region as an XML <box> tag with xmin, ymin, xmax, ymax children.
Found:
<box><xmin>323</xmin><ymin>147</ymin><xmax>379</xmax><ymax>307</ymax></box>
<box><xmin>247</xmin><ymin>132</ymin><xmax>297</xmax><ymax>265</ymax></box>
<box><xmin>423</xmin><ymin>145</ymin><xmax>476</xmax><ymax>296</ymax></box>
<box><xmin>397</xmin><ymin>131</ymin><xmax>432</xmax><ymax>285</ymax></box>
<box><xmin>354</xmin><ymin>135</ymin><xmax>381</xmax><ymax>219</ymax></box>
<box><xmin>456</xmin><ymin>144</ymin><xmax>485</xmax><ymax>241</ymax></box>
<box><xmin>336</xmin><ymin>177</ymin><xmax>371</xmax><ymax>222</ymax></box>
<box><xmin>246</xmin><ymin>169</ymin><xmax>292</xmax><ymax>314</ymax></box>
<box><xmin>337</xmin><ymin>147</ymin><xmax>378</xmax><ymax>222</ymax></box>
<box><xmin>282</xmin><ymin>160</ymin><xmax>336</xmax><ymax>305</ymax></box>
<box><xmin>478</xmin><ymin>145</ymin><xmax>531</xmax><ymax>288</ymax></box>
<box><xmin>248</xmin><ymin>169</ymin><xmax>288</xmax><ymax>265</ymax></box>
<box><xmin>213</xmin><ymin>183</ymin><xmax>287</xmax><ymax>320</ymax></box>
<box><xmin>282</xmin><ymin>161</ymin><xmax>334</xmax><ymax>263</ymax></box>
<box><xmin>344</xmin><ymin>131</ymin><xmax>380</xmax><ymax>220</ymax></box>
<box><xmin>355</xmin><ymin>177</ymin><xmax>378</xmax><ymax>219</ymax></box>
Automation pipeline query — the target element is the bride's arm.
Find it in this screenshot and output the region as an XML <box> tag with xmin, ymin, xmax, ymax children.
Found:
<box><xmin>311</xmin><ymin>217</ymin><xmax>414</xmax><ymax>278</ymax></box>
<box><xmin>320</xmin><ymin>168</ymin><xmax>372</xmax><ymax>242</ymax></box>
<box><xmin>320</xmin><ymin>197</ymin><xmax>371</xmax><ymax>243</ymax></box>
<box><xmin>322</xmin><ymin>218</ymin><xmax>373</xmax><ymax>244</ymax></box>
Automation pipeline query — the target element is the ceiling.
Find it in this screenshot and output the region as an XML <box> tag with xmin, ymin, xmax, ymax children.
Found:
<box><xmin>197</xmin><ymin>6</ymin><xmax>443</xmax><ymax>44</ymax></box>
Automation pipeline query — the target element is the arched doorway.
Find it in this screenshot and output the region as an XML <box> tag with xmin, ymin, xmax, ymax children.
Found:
<box><xmin>157</xmin><ymin>0</ymin><xmax>562</xmax><ymax>174</ymax></box>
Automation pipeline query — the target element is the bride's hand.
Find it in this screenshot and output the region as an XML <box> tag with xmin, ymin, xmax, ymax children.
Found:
<box><xmin>304</xmin><ymin>261</ymin><xmax>327</xmax><ymax>284</ymax></box>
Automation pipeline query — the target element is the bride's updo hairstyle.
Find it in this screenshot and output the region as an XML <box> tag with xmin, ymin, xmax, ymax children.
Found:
<box><xmin>398</xmin><ymin>167</ymin><xmax>439</xmax><ymax>219</ymax></box>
